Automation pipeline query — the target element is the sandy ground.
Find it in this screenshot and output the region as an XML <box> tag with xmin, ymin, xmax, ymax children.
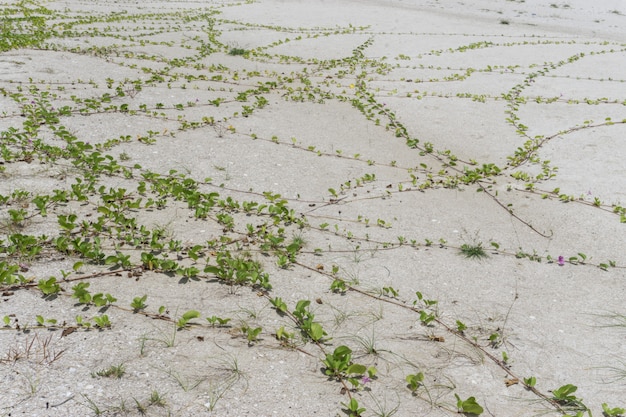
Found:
<box><xmin>0</xmin><ymin>0</ymin><xmax>625</xmax><ymax>416</ymax></box>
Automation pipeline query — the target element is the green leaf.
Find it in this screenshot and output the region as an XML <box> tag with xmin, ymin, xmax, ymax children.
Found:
<box><xmin>346</xmin><ymin>364</ymin><xmax>366</xmax><ymax>375</ymax></box>
<box><xmin>104</xmin><ymin>255</ymin><xmax>119</xmax><ymax>265</ymax></box>
<box><xmin>309</xmin><ymin>322</ymin><xmax>326</xmax><ymax>341</ymax></box>
<box><xmin>456</xmin><ymin>320</ymin><xmax>467</xmax><ymax>332</ymax></box>
<box><xmin>203</xmin><ymin>265</ymin><xmax>220</xmax><ymax>274</ymax></box>
<box><xmin>182</xmin><ymin>310</ymin><xmax>201</xmax><ymax>321</ymax></box>
<box><xmin>37</xmin><ymin>277</ymin><xmax>60</xmax><ymax>295</ymax></box>
<box><xmin>92</xmin><ymin>293</ymin><xmax>106</xmax><ymax>307</ymax></box>
<box><xmin>246</xmin><ymin>327</ymin><xmax>262</xmax><ymax>341</ymax></box>
<box><xmin>295</xmin><ymin>299</ymin><xmax>311</xmax><ymax>312</ymax></box>
<box><xmin>553</xmin><ymin>384</ymin><xmax>577</xmax><ymax>398</ymax></box>
<box><xmin>343</xmin><ymin>398</ymin><xmax>366</xmax><ymax>415</ymax></box>
<box><xmin>333</xmin><ymin>345</ymin><xmax>352</xmax><ymax>358</ymax></box>
<box><xmin>523</xmin><ymin>376</ymin><xmax>536</xmax><ymax>387</ymax></box>
<box><xmin>270</xmin><ymin>297</ymin><xmax>287</xmax><ymax>312</ymax></box>
<box><xmin>456</xmin><ymin>394</ymin><xmax>484</xmax><ymax>415</ymax></box>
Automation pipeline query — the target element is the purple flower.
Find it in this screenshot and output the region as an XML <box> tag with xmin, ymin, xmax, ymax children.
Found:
<box><xmin>557</xmin><ymin>256</ymin><xmax>565</xmax><ymax>266</ymax></box>
<box><xmin>361</xmin><ymin>376</ymin><xmax>372</xmax><ymax>385</ymax></box>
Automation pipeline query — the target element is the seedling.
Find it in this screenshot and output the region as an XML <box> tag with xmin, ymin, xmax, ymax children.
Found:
<box><xmin>176</xmin><ymin>310</ymin><xmax>201</xmax><ymax>329</ymax></box>
<box><xmin>330</xmin><ymin>279</ymin><xmax>348</xmax><ymax>294</ymax></box>
<box><xmin>456</xmin><ymin>320</ymin><xmax>467</xmax><ymax>333</ymax></box>
<box><xmin>241</xmin><ymin>325</ymin><xmax>262</xmax><ymax>343</ymax></box>
<box><xmin>92</xmin><ymin>293</ymin><xmax>117</xmax><ymax>307</ymax></box>
<box><xmin>523</xmin><ymin>376</ymin><xmax>537</xmax><ymax>388</ymax></box>
<box><xmin>275</xmin><ymin>326</ymin><xmax>296</xmax><ymax>345</ymax></box>
<box><xmin>71</xmin><ymin>282</ymin><xmax>92</xmax><ymax>304</ymax></box>
<box><xmin>37</xmin><ymin>277</ymin><xmax>61</xmax><ymax>297</ymax></box>
<box><xmin>489</xmin><ymin>332</ymin><xmax>502</xmax><ymax>348</ymax></box>
<box><xmin>342</xmin><ymin>398</ymin><xmax>366</xmax><ymax>417</ymax></box>
<box><xmin>419</xmin><ymin>310</ymin><xmax>436</xmax><ymax>326</ymax></box>
<box><xmin>406</xmin><ymin>372</ymin><xmax>424</xmax><ymax>392</ymax></box>
<box><xmin>93</xmin><ymin>315</ymin><xmax>111</xmax><ymax>329</ymax></box>
<box><xmin>381</xmin><ymin>286</ymin><xmax>399</xmax><ymax>298</ymax></box>
<box><xmin>455</xmin><ymin>394</ymin><xmax>484</xmax><ymax>415</ymax></box>
<box><xmin>602</xmin><ymin>403</ymin><xmax>625</xmax><ymax>417</ymax></box>
<box><xmin>131</xmin><ymin>295</ymin><xmax>148</xmax><ymax>312</ymax></box>
<box><xmin>75</xmin><ymin>315</ymin><xmax>91</xmax><ymax>328</ymax></box>
<box><xmin>206</xmin><ymin>316</ymin><xmax>231</xmax><ymax>327</ymax></box>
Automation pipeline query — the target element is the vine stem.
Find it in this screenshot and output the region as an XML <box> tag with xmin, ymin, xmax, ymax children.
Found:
<box><xmin>478</xmin><ymin>183</ymin><xmax>553</xmax><ymax>238</ymax></box>
<box><xmin>296</xmin><ymin>261</ymin><xmax>568</xmax><ymax>414</ymax></box>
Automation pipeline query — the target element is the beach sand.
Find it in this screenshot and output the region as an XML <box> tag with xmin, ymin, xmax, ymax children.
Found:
<box><xmin>0</xmin><ymin>0</ymin><xmax>624</xmax><ymax>416</ymax></box>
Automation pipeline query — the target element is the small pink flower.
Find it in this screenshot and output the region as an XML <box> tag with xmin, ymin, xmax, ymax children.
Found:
<box><xmin>361</xmin><ymin>376</ymin><xmax>372</xmax><ymax>385</ymax></box>
<box><xmin>557</xmin><ymin>256</ymin><xmax>565</xmax><ymax>266</ymax></box>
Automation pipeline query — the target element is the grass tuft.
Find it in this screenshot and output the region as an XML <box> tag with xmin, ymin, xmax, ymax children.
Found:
<box><xmin>459</xmin><ymin>243</ymin><xmax>488</xmax><ymax>260</ymax></box>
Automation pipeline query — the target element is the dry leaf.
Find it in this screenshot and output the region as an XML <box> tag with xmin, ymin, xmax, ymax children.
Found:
<box><xmin>61</xmin><ymin>327</ymin><xmax>77</xmax><ymax>338</ymax></box>
<box><xmin>505</xmin><ymin>378</ymin><xmax>519</xmax><ymax>387</ymax></box>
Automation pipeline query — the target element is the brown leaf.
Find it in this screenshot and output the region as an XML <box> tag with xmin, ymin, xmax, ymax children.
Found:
<box><xmin>505</xmin><ymin>378</ymin><xmax>519</xmax><ymax>387</ymax></box>
<box><xmin>61</xmin><ymin>327</ymin><xmax>77</xmax><ymax>338</ymax></box>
